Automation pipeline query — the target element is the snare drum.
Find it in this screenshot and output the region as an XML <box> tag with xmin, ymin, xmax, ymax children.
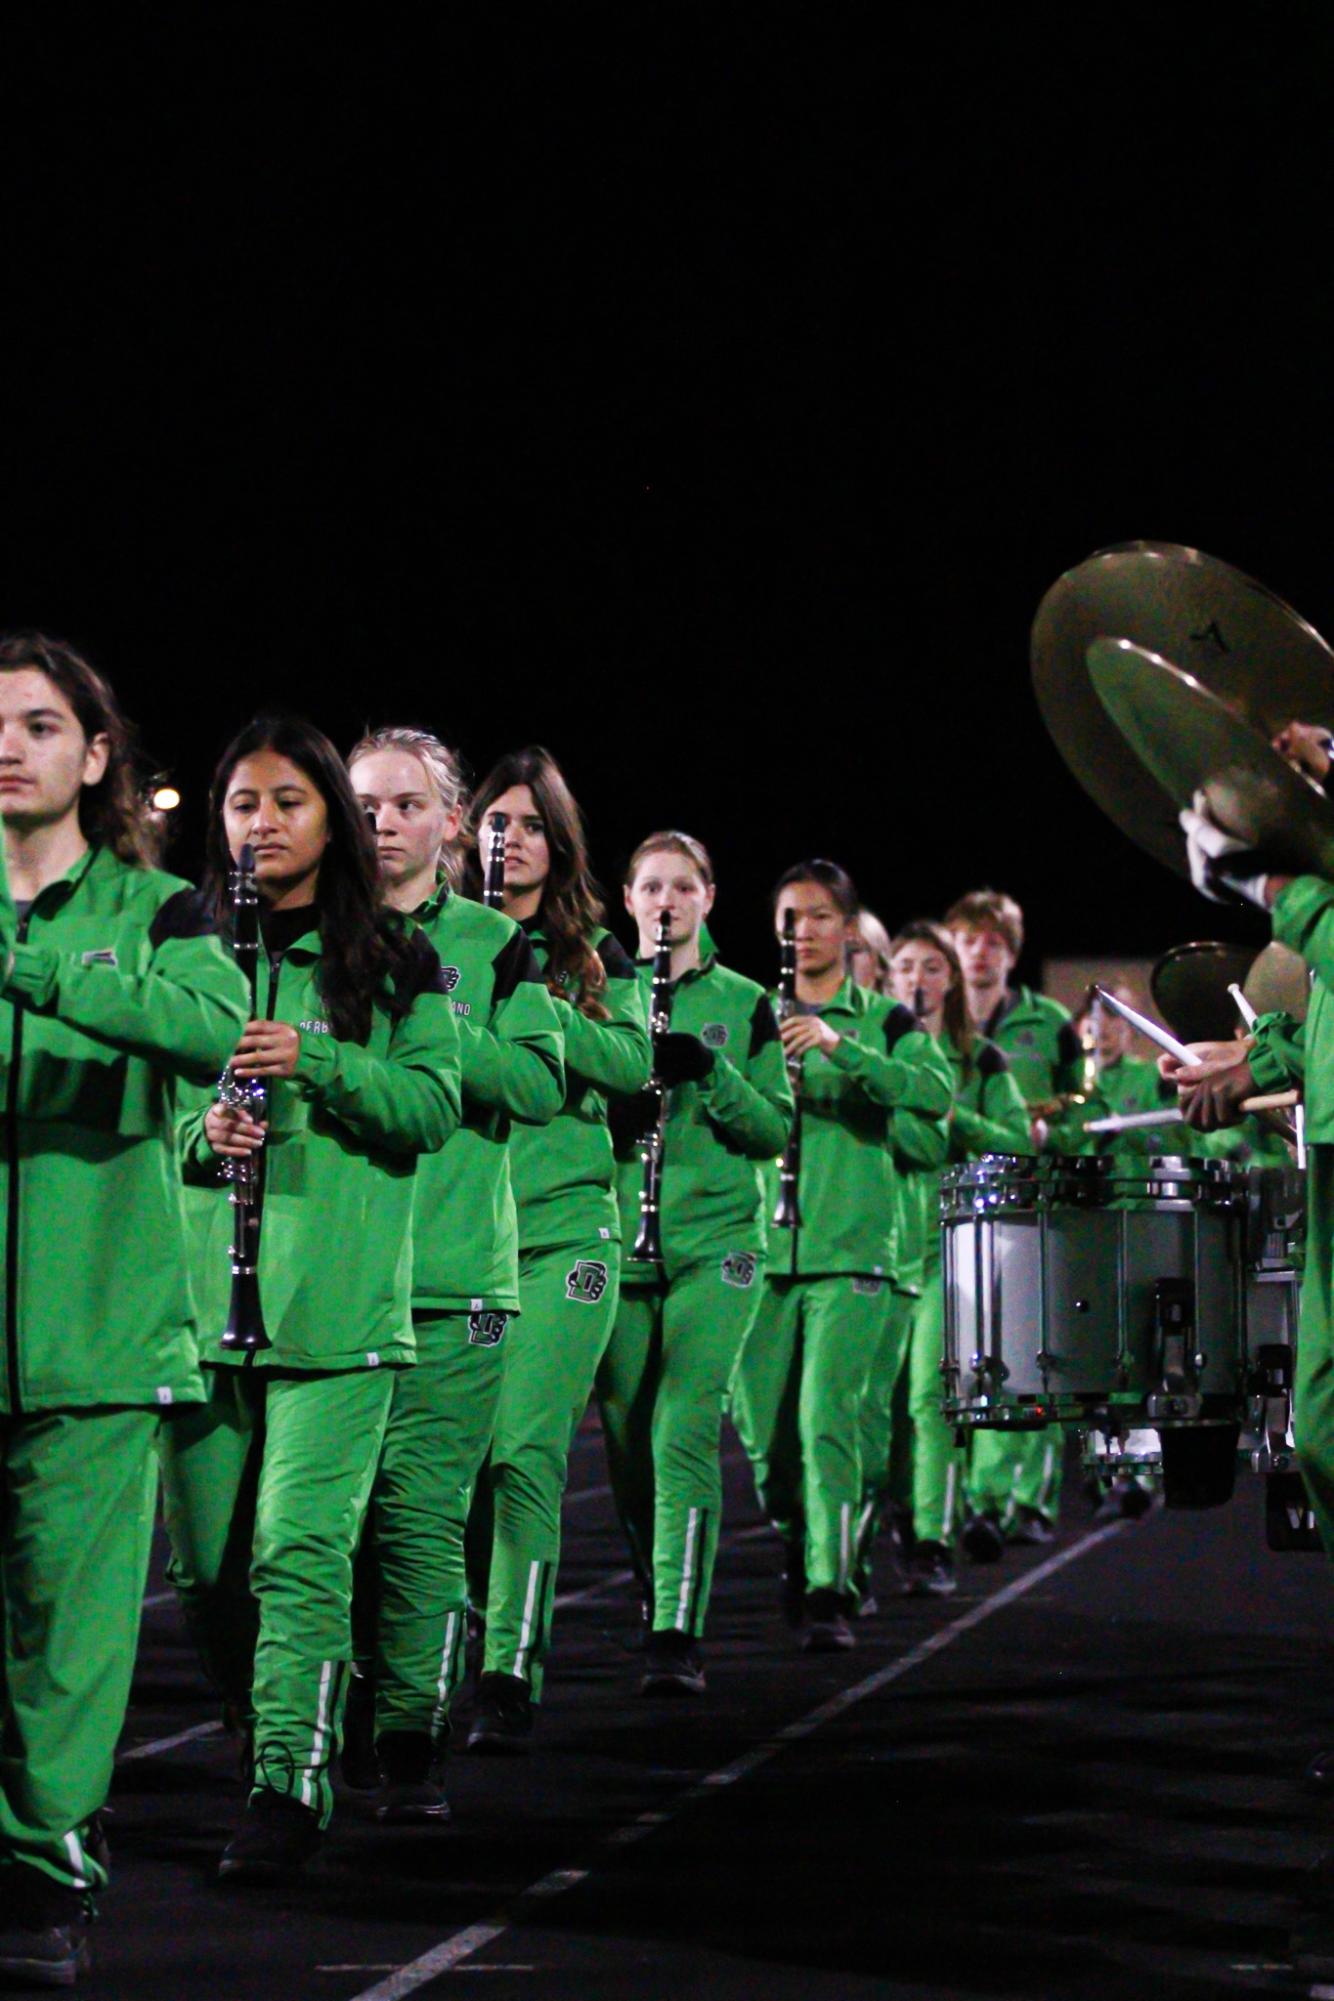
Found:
<box><xmin>941</xmin><ymin>1153</ymin><xmax>1249</xmax><ymax>1429</ymax></box>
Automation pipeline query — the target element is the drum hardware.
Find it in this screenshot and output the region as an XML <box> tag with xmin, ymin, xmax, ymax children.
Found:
<box><xmin>1145</xmin><ymin>1277</ymin><xmax>1204</xmax><ymax>1424</ymax></box>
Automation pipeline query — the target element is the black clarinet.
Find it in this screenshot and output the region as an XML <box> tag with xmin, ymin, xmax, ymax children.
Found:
<box><xmin>773</xmin><ymin>908</ymin><xmax>802</xmax><ymax>1230</ymax></box>
<box><xmin>483</xmin><ymin>811</ymin><xmax>509</xmax><ymax>908</ymax></box>
<box><xmin>219</xmin><ymin>844</ymin><xmax>271</xmax><ymax>1351</ymax></box>
<box><xmin>630</xmin><ymin>911</ymin><xmax>676</xmax><ymax>1265</ymax></box>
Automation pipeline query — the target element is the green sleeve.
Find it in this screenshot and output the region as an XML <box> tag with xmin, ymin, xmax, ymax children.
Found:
<box><xmin>892</xmin><ymin>1104</ymin><xmax>951</xmax><ymax>1169</ymax></box>
<box><xmin>826</xmin><ymin>1022</ymin><xmax>953</xmax><ymax>1118</ymax></box>
<box><xmin>1273</xmin><ymin>876</ymin><xmax>1334</xmax><ymax>990</ymax></box>
<box><xmin>3</xmin><ymin>928</ymin><xmax>248</xmax><ymax>1084</ymax></box>
<box><xmin>176</xmin><ymin>1096</ymin><xmax>218</xmax><ymax>1185</ymax></box>
<box><xmin>457</xmin><ymin>981</ymin><xmax>565</xmax><ymax>1124</ymax></box>
<box><xmin>1249</xmin><ymin>1010</ymin><xmax>1305</xmax><ymax>1092</ymax></box>
<box><xmin>293</xmin><ymin>985</ymin><xmax>462</xmax><ymax>1155</ymax></box>
<box><xmin>698</xmin><ymin>1022</ymin><xmax>794</xmax><ymax>1160</ymax></box>
<box><xmin>552</xmin><ymin>980</ymin><xmax>651</xmax><ymax>1096</ymax></box>
<box><xmin>953</xmin><ymin>1066</ymin><xmax>1031</xmax><ymax>1157</ymax></box>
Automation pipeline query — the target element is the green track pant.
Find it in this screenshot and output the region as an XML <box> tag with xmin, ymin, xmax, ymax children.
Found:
<box><xmin>596</xmin><ymin>1255</ymin><xmax>764</xmax><ymax>1637</ymax></box>
<box><xmin>0</xmin><ymin>1408</ymin><xmax>158</xmax><ymax>1896</ymax></box>
<box><xmin>852</xmin><ymin>1289</ymin><xmax>916</xmax><ymax>1597</ymax></box>
<box><xmin>967</xmin><ymin>1423</ymin><xmax>1063</xmax><ymax>1531</ymax></box>
<box><xmin>354</xmin><ymin>1311</ymin><xmax>507</xmax><ymax>1744</ymax></box>
<box><xmin>1293</xmin><ymin>1145</ymin><xmax>1334</xmax><ymax>1554</ymax></box>
<box><xmin>473</xmin><ymin>1241</ymin><xmax>620</xmax><ymax>1701</ymax></box>
<box><xmin>159</xmin><ymin>1365</ymin><xmax>394</xmax><ymax>1824</ymax></box>
<box><xmin>732</xmin><ymin>1275</ymin><xmax>893</xmax><ymax>1598</ymax></box>
<box><xmin>904</xmin><ymin>1274</ymin><xmax>961</xmax><ymax>1545</ymax></box>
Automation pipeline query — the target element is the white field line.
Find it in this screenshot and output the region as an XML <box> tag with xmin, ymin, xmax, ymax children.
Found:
<box><xmin>348</xmin><ymin>1523</ymin><xmax>1127</xmax><ymax>2000</ymax></box>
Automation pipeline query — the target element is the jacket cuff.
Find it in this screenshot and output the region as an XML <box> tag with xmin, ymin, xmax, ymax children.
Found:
<box><xmin>293</xmin><ymin>1030</ymin><xmax>337</xmax><ymax>1087</ymax></box>
<box><xmin>1247</xmin><ymin>1016</ymin><xmax>1296</xmax><ymax>1095</ymax></box>
<box><xmin>2</xmin><ymin>941</ymin><xmax>59</xmax><ymax>1007</ymax></box>
<box><xmin>824</xmin><ymin>1033</ymin><xmax>863</xmax><ymax>1074</ymax></box>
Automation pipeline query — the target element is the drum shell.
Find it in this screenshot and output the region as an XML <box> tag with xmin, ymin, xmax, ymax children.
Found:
<box><xmin>941</xmin><ymin>1155</ymin><xmax>1248</xmax><ymax>1425</ymax></box>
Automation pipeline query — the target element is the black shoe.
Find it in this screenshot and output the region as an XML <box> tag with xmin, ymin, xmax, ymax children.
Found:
<box><xmin>961</xmin><ymin>1510</ymin><xmax>1005</xmax><ymax>1563</ymax></box>
<box><xmin>0</xmin><ymin>1873</ymin><xmax>91</xmax><ymax>1988</ymax></box>
<box><xmin>854</xmin><ymin>1592</ymin><xmax>879</xmax><ymax>1620</ymax></box>
<box><xmin>639</xmin><ymin>1628</ymin><xmax>706</xmax><ymax>1696</ymax></box>
<box><xmin>218</xmin><ymin>1790</ymin><xmax>323</xmax><ymax>1883</ymax></box>
<box><xmin>781</xmin><ymin>1539</ymin><xmax>807</xmax><ymax>1629</ymax></box>
<box><xmin>903</xmin><ymin>1541</ymin><xmax>957</xmax><ymax>1598</ymax></box>
<box><xmin>468</xmin><ymin>1673</ymin><xmax>534</xmax><ymax>1755</ymax></box>
<box><xmin>1094</xmin><ymin>1477</ymin><xmax>1158</xmax><ymax>1524</ymax></box>
<box><xmin>222</xmin><ymin>1701</ymin><xmax>256</xmax><ymax>1791</ymax></box>
<box><xmin>887</xmin><ymin>1501</ymin><xmax>916</xmax><ymax>1565</ymax></box>
<box><xmin>339</xmin><ymin>1669</ymin><xmax>378</xmax><ymax>1791</ymax></box>
<box><xmin>802</xmin><ymin>1589</ymin><xmax>854</xmax><ymax>1652</ymax></box>
<box><xmin>372</xmin><ymin>1732</ymin><xmax>451</xmax><ymax>1824</ymax></box>
<box><xmin>1007</xmin><ymin>1506</ymin><xmax>1055</xmax><ymax>1546</ymax></box>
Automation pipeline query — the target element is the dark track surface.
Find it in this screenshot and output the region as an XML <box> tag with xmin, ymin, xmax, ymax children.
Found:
<box><xmin>99</xmin><ymin>1423</ymin><xmax>1334</xmax><ymax>2000</ymax></box>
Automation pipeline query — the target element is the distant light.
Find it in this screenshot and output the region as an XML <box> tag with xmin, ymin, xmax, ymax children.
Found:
<box><xmin>151</xmin><ymin>785</ymin><xmax>182</xmax><ymax>813</ymax></box>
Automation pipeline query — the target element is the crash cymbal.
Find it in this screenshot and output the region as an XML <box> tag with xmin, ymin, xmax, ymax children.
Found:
<box><xmin>1244</xmin><ymin>940</ymin><xmax>1310</xmax><ymax>1024</ymax></box>
<box><xmin>1087</xmin><ymin>637</ymin><xmax>1334</xmax><ymax>879</ymax></box>
<box><xmin>1150</xmin><ymin>941</ymin><xmax>1257</xmax><ymax>1045</ymax></box>
<box><xmin>1032</xmin><ymin>541</ymin><xmax>1334</xmax><ymax>877</ymax></box>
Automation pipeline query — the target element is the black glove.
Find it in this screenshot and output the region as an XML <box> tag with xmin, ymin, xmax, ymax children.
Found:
<box><xmin>607</xmin><ymin>1088</ymin><xmax>658</xmax><ymax>1152</ymax></box>
<box><xmin>655</xmin><ymin>1032</ymin><xmax>715</xmax><ymax>1085</ymax></box>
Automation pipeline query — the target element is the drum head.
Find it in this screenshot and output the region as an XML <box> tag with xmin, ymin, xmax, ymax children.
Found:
<box><xmin>1244</xmin><ymin>941</ymin><xmax>1310</xmax><ymax>1023</ymax></box>
<box><xmin>1151</xmin><ymin>941</ymin><xmax>1256</xmax><ymax>1045</ymax></box>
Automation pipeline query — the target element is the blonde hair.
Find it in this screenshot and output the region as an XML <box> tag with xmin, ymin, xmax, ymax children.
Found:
<box><xmin>944</xmin><ymin>886</ymin><xmax>1024</xmax><ymax>959</ymax></box>
<box><xmin>348</xmin><ymin>725</ymin><xmax>469</xmax><ymax>888</ymax></box>
<box><xmin>625</xmin><ymin>829</ymin><xmax>714</xmax><ymax>888</ymax></box>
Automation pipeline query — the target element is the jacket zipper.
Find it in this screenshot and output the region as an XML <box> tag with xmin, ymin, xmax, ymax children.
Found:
<box><xmin>5</xmin><ymin>913</ymin><xmax>32</xmax><ymax>1415</ymax></box>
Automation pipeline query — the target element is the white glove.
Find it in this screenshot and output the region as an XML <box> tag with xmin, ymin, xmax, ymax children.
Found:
<box><xmin>1179</xmin><ymin>791</ymin><xmax>1270</xmax><ymax>908</ymax></box>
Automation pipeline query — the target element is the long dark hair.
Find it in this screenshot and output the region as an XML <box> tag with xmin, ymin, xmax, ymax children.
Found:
<box><xmin>0</xmin><ymin>630</ymin><xmax>161</xmax><ymax>867</ymax></box>
<box><xmin>890</xmin><ymin>918</ymin><xmax>975</xmax><ymax>1077</ymax></box>
<box><xmin>468</xmin><ymin>746</ymin><xmax>609</xmax><ymax>1019</ymax></box>
<box><xmin>203</xmin><ymin>715</ymin><xmax>417</xmax><ymax>1044</ymax></box>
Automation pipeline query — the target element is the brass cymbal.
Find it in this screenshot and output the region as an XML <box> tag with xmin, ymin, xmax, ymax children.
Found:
<box><xmin>1244</xmin><ymin>940</ymin><xmax>1310</xmax><ymax>1024</ymax></box>
<box><xmin>1087</xmin><ymin>637</ymin><xmax>1334</xmax><ymax>879</ymax></box>
<box><xmin>1150</xmin><ymin>941</ymin><xmax>1257</xmax><ymax>1045</ymax></box>
<box><xmin>1032</xmin><ymin>541</ymin><xmax>1334</xmax><ymax>876</ymax></box>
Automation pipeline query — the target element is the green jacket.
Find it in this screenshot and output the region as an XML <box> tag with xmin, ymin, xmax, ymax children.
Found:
<box><xmin>1252</xmin><ymin>876</ymin><xmax>1330</xmax><ymax>1137</ymax></box>
<box><xmin>982</xmin><ymin>985</ymin><xmax>1083</xmax><ymax>1109</ymax></box>
<box><xmin>613</xmin><ymin>951</ymin><xmax>793</xmax><ymax>1284</ymax></box>
<box><xmin>410</xmin><ymin>887</ymin><xmax>565</xmax><ymax>1312</ymax></box>
<box><xmin>894</xmin><ymin>1029</ymin><xmax>1025</xmax><ymax>1290</ymax></box>
<box><xmin>181</xmin><ymin>909</ymin><xmax>462</xmax><ymax>1370</ymax></box>
<box><xmin>509</xmin><ymin>922</ymin><xmax>651</xmax><ymax>1254</ymax></box>
<box><xmin>0</xmin><ymin>845</ymin><xmax>248</xmax><ymax>1413</ymax></box>
<box><xmin>764</xmin><ymin>982</ymin><xmax>952</xmax><ymax>1282</ymax></box>
<box><xmin>1061</xmin><ymin>1052</ymin><xmax>1183</xmax><ymax>1160</ymax></box>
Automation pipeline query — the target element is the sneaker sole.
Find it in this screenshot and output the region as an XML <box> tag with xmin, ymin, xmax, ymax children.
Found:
<box><xmin>467</xmin><ymin>1728</ymin><xmax>532</xmax><ymax>1756</ymax></box>
<box><xmin>639</xmin><ymin>1669</ymin><xmax>706</xmax><ymax>1696</ymax></box>
<box><xmin>903</xmin><ymin>1578</ymin><xmax>958</xmax><ymax>1598</ymax></box>
<box><xmin>0</xmin><ymin>1941</ymin><xmax>90</xmax><ymax>1989</ymax></box>
<box><xmin>373</xmin><ymin>1800</ymin><xmax>452</xmax><ymax>1825</ymax></box>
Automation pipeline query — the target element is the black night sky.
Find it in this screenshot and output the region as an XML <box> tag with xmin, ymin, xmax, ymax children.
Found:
<box><xmin>4</xmin><ymin>8</ymin><xmax>1333</xmax><ymax>982</ymax></box>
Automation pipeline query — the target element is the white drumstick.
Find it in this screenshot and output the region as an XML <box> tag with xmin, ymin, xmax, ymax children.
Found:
<box><xmin>1084</xmin><ymin>1107</ymin><xmax>1182</xmax><ymax>1134</ymax></box>
<box><xmin>1228</xmin><ymin>982</ymin><xmax>1258</xmax><ymax>1029</ymax></box>
<box><xmin>1092</xmin><ymin>985</ymin><xmax>1196</xmax><ymax>1065</ymax></box>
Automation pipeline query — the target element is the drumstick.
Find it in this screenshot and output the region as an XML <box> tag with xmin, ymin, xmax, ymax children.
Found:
<box><xmin>1239</xmin><ymin>1090</ymin><xmax>1300</xmax><ymax>1112</ymax></box>
<box><xmin>1092</xmin><ymin>985</ymin><xmax>1196</xmax><ymax>1065</ymax></box>
<box><xmin>1228</xmin><ymin>982</ymin><xmax>1258</xmax><ymax>1029</ymax></box>
<box><xmin>1084</xmin><ymin>1107</ymin><xmax>1182</xmax><ymax>1133</ymax></box>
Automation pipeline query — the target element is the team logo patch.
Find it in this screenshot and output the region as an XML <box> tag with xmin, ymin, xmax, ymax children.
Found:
<box><xmin>851</xmin><ymin>1275</ymin><xmax>885</xmax><ymax>1297</ymax></box>
<box><xmin>701</xmin><ymin>1022</ymin><xmax>729</xmax><ymax>1049</ymax></box>
<box><xmin>566</xmin><ymin>1259</ymin><xmax>610</xmax><ymax>1304</ymax></box>
<box><xmin>721</xmin><ymin>1251</ymin><xmax>757</xmax><ymax>1289</ymax></box>
<box><xmin>299</xmin><ymin>1018</ymin><xmax>331</xmax><ymax>1034</ymax></box>
<box><xmin>467</xmin><ymin>1310</ymin><xmax>509</xmax><ymax>1348</ymax></box>
<box><xmin>439</xmin><ymin>965</ymin><xmax>462</xmax><ymax>992</ymax></box>
<box><xmin>1015</xmin><ymin>1029</ymin><xmax>1036</xmax><ymax>1048</ymax></box>
<box><xmin>81</xmin><ymin>948</ymin><xmax>118</xmax><ymax>967</ymax></box>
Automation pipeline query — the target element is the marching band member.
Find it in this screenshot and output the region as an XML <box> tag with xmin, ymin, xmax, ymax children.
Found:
<box><xmin>847</xmin><ymin>908</ymin><xmax>893</xmax><ymax>994</ymax></box>
<box><xmin>463</xmin><ymin>748</ymin><xmax>650</xmax><ymax>1751</ymax></box>
<box><xmin>946</xmin><ymin>888</ymin><xmax>1080</xmax><ymax>1549</ymax></box>
<box><xmin>0</xmin><ymin>635</ymin><xmax>247</xmax><ymax>1984</ymax></box>
<box><xmin>599</xmin><ymin>832</ymin><xmax>792</xmax><ymax>1695</ymax></box>
<box><xmin>159</xmin><ymin>717</ymin><xmax>463</xmax><ymax>1882</ymax></box>
<box><xmin>346</xmin><ymin>729</ymin><xmax>564</xmax><ymax>1816</ymax></box>
<box><xmin>873</xmin><ymin>920</ymin><xmax>1028</xmax><ymax>1595</ymax></box>
<box><xmin>731</xmin><ymin>864</ymin><xmax>952</xmax><ymax>1650</ymax></box>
